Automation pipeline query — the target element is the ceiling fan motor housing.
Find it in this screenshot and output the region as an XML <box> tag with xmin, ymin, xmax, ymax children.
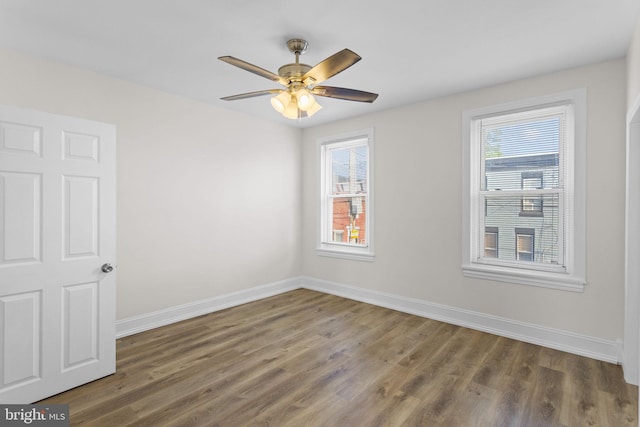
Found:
<box><xmin>278</xmin><ymin>63</ymin><xmax>312</xmax><ymax>82</ymax></box>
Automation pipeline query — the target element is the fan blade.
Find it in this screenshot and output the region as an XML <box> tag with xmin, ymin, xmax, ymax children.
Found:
<box><xmin>219</xmin><ymin>56</ymin><xmax>287</xmax><ymax>85</ymax></box>
<box><xmin>302</xmin><ymin>49</ymin><xmax>361</xmax><ymax>84</ymax></box>
<box><xmin>221</xmin><ymin>89</ymin><xmax>281</xmax><ymax>101</ymax></box>
<box><xmin>311</xmin><ymin>86</ymin><xmax>378</xmax><ymax>103</ymax></box>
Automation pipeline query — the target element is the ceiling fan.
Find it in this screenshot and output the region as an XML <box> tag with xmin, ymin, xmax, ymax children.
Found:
<box><xmin>219</xmin><ymin>39</ymin><xmax>378</xmax><ymax>119</ymax></box>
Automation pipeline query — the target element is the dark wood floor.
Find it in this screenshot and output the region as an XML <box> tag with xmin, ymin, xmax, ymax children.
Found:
<box><xmin>40</xmin><ymin>289</ymin><xmax>637</xmax><ymax>426</ymax></box>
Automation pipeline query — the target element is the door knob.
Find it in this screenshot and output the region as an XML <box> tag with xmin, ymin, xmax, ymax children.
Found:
<box><xmin>101</xmin><ymin>263</ymin><xmax>114</xmax><ymax>273</ymax></box>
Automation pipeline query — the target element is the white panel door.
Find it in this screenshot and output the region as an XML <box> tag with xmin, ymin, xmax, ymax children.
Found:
<box><xmin>0</xmin><ymin>105</ymin><xmax>116</xmax><ymax>403</ymax></box>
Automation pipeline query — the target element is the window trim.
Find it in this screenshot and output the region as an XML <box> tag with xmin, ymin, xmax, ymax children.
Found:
<box><xmin>462</xmin><ymin>90</ymin><xmax>586</xmax><ymax>292</ymax></box>
<box><xmin>317</xmin><ymin>128</ymin><xmax>374</xmax><ymax>262</ymax></box>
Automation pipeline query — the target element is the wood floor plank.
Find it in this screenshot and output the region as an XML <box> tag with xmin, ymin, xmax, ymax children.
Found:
<box><xmin>329</xmin><ymin>365</ymin><xmax>420</xmax><ymax>426</ymax></box>
<box><xmin>38</xmin><ymin>289</ymin><xmax>638</xmax><ymax>426</ymax></box>
<box><xmin>485</xmin><ymin>374</ymin><xmax>529</xmax><ymax>427</ymax></box>
<box><xmin>521</xmin><ymin>365</ymin><xmax>565</xmax><ymax>426</ymax></box>
<box><xmin>438</xmin><ymin>381</ymin><xmax>496</xmax><ymax>427</ymax></box>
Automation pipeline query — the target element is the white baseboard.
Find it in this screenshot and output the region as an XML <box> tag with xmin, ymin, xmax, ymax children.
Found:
<box><xmin>115</xmin><ymin>275</ymin><xmax>621</xmax><ymax>366</ymax></box>
<box><xmin>116</xmin><ymin>277</ymin><xmax>302</xmax><ymax>338</ymax></box>
<box><xmin>300</xmin><ymin>276</ymin><xmax>622</xmax><ymax>365</ymax></box>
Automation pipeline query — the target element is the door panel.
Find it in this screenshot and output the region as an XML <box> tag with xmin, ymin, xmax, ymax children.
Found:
<box><xmin>0</xmin><ymin>291</ymin><xmax>41</xmax><ymax>388</ymax></box>
<box><xmin>64</xmin><ymin>176</ymin><xmax>99</xmax><ymax>259</ymax></box>
<box><xmin>63</xmin><ymin>131</ymin><xmax>99</xmax><ymax>162</ymax></box>
<box><xmin>0</xmin><ymin>172</ymin><xmax>41</xmax><ymax>265</ymax></box>
<box><xmin>63</xmin><ymin>282</ymin><xmax>98</xmax><ymax>369</ymax></box>
<box><xmin>0</xmin><ymin>105</ymin><xmax>115</xmax><ymax>403</ymax></box>
<box><xmin>0</xmin><ymin>121</ymin><xmax>41</xmax><ymax>156</ymax></box>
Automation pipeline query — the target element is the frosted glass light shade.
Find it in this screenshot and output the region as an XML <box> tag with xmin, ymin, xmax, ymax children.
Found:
<box><xmin>282</xmin><ymin>100</ymin><xmax>300</xmax><ymax>119</ymax></box>
<box><xmin>304</xmin><ymin>101</ymin><xmax>322</xmax><ymax>117</ymax></box>
<box><xmin>296</xmin><ymin>89</ymin><xmax>316</xmax><ymax>111</ymax></box>
<box><xmin>270</xmin><ymin>91</ymin><xmax>291</xmax><ymax>113</ymax></box>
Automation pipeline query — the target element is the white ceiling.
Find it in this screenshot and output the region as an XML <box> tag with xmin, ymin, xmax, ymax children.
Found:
<box><xmin>0</xmin><ymin>1</ymin><xmax>638</xmax><ymax>128</ymax></box>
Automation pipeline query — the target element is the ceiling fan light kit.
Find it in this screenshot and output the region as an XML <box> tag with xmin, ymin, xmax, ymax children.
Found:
<box><xmin>270</xmin><ymin>86</ymin><xmax>322</xmax><ymax>118</ymax></box>
<box><xmin>219</xmin><ymin>38</ymin><xmax>378</xmax><ymax>120</ymax></box>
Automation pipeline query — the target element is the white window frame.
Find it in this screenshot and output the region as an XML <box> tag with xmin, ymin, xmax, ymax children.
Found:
<box><xmin>462</xmin><ymin>90</ymin><xmax>586</xmax><ymax>291</ymax></box>
<box><xmin>317</xmin><ymin>128</ymin><xmax>374</xmax><ymax>262</ymax></box>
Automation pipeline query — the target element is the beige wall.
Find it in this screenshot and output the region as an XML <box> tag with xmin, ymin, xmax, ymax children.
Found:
<box><xmin>0</xmin><ymin>47</ymin><xmax>303</xmax><ymax>319</ymax></box>
<box><xmin>302</xmin><ymin>59</ymin><xmax>627</xmax><ymax>342</ymax></box>
<box><xmin>629</xmin><ymin>15</ymin><xmax>640</xmax><ymax>110</ymax></box>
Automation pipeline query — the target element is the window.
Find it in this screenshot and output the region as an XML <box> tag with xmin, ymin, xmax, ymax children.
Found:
<box><xmin>515</xmin><ymin>228</ymin><xmax>534</xmax><ymax>261</ymax></box>
<box><xmin>317</xmin><ymin>129</ymin><xmax>374</xmax><ymax>261</ymax></box>
<box><xmin>462</xmin><ymin>90</ymin><xmax>586</xmax><ymax>291</ymax></box>
<box><xmin>520</xmin><ymin>172</ymin><xmax>543</xmax><ymax>216</ymax></box>
<box><xmin>484</xmin><ymin>227</ymin><xmax>498</xmax><ymax>258</ymax></box>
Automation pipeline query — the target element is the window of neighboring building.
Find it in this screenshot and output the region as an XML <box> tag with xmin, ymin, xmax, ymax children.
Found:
<box><xmin>317</xmin><ymin>129</ymin><xmax>374</xmax><ymax>261</ymax></box>
<box><xmin>332</xmin><ymin>230</ymin><xmax>345</xmax><ymax>242</ymax></box>
<box><xmin>520</xmin><ymin>172</ymin><xmax>543</xmax><ymax>216</ymax></box>
<box><xmin>515</xmin><ymin>228</ymin><xmax>535</xmax><ymax>261</ymax></box>
<box><xmin>484</xmin><ymin>227</ymin><xmax>499</xmax><ymax>258</ymax></box>
<box><xmin>462</xmin><ymin>90</ymin><xmax>586</xmax><ymax>291</ymax></box>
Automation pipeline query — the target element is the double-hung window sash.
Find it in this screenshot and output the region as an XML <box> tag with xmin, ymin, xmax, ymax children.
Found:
<box><xmin>322</xmin><ymin>138</ymin><xmax>369</xmax><ymax>248</ymax></box>
<box><xmin>474</xmin><ymin>104</ymin><xmax>571</xmax><ymax>272</ymax></box>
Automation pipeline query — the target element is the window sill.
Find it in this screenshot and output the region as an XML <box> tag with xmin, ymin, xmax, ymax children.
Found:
<box><xmin>462</xmin><ymin>263</ymin><xmax>585</xmax><ymax>292</ymax></box>
<box><xmin>316</xmin><ymin>246</ymin><xmax>375</xmax><ymax>262</ymax></box>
